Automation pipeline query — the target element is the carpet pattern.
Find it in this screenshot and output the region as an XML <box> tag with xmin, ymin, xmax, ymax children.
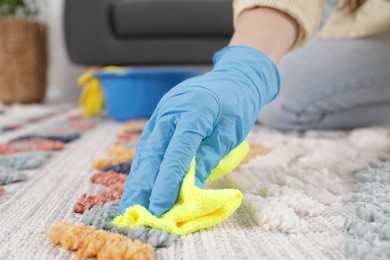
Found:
<box><xmin>46</xmin><ymin>221</ymin><xmax>154</xmax><ymax>259</ymax></box>
<box><xmin>81</xmin><ymin>202</ymin><xmax>177</xmax><ymax>248</ymax></box>
<box><xmin>0</xmin><ymin>106</ymin><xmax>389</xmax><ymax>259</ymax></box>
<box><xmin>340</xmin><ymin>156</ymin><xmax>390</xmax><ymax>259</ymax></box>
<box><xmin>0</xmin><ymin>104</ymin><xmax>70</xmax><ymax>133</ymax></box>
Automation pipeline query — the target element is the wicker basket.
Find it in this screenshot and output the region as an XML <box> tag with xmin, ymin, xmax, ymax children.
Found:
<box><xmin>0</xmin><ymin>17</ymin><xmax>47</xmax><ymax>104</ymax></box>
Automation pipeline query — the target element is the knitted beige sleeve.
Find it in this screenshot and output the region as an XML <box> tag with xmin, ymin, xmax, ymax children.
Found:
<box><xmin>319</xmin><ymin>0</ymin><xmax>390</xmax><ymax>39</ymax></box>
<box><xmin>233</xmin><ymin>0</ymin><xmax>327</xmax><ymax>48</ymax></box>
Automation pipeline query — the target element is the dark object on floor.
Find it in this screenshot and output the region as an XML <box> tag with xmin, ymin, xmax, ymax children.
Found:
<box><xmin>103</xmin><ymin>162</ymin><xmax>132</xmax><ymax>174</ymax></box>
<box><xmin>11</xmin><ymin>133</ymin><xmax>81</xmax><ymax>143</ymax></box>
<box><xmin>64</xmin><ymin>0</ymin><xmax>233</xmax><ymax>65</ymax></box>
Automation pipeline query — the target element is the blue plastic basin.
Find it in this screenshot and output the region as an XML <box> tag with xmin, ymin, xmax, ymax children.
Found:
<box><xmin>94</xmin><ymin>68</ymin><xmax>201</xmax><ymax>121</ymax></box>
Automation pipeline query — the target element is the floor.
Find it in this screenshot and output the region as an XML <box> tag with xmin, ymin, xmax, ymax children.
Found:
<box><xmin>0</xmin><ymin>105</ymin><xmax>389</xmax><ymax>259</ymax></box>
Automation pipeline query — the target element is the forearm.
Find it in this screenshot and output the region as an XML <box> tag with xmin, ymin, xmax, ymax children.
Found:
<box><xmin>229</xmin><ymin>7</ymin><xmax>298</xmax><ymax>64</ymax></box>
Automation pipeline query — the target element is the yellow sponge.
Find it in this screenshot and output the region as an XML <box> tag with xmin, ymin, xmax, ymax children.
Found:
<box><xmin>113</xmin><ymin>141</ymin><xmax>249</xmax><ymax>235</ymax></box>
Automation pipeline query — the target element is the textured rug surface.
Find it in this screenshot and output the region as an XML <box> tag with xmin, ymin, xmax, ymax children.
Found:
<box><xmin>340</xmin><ymin>156</ymin><xmax>390</xmax><ymax>259</ymax></box>
<box><xmin>0</xmin><ymin>106</ymin><xmax>389</xmax><ymax>259</ymax></box>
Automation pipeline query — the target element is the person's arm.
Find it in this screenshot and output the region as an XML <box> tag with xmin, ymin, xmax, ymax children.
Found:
<box><xmin>230</xmin><ymin>7</ymin><xmax>298</xmax><ymax>64</ymax></box>
<box><xmin>233</xmin><ymin>0</ymin><xmax>326</xmax><ymax>49</ymax></box>
<box><xmin>120</xmin><ymin>8</ymin><xmax>298</xmax><ymax>217</ymax></box>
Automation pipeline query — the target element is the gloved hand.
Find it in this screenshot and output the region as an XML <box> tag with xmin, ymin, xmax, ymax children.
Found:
<box><xmin>119</xmin><ymin>46</ymin><xmax>280</xmax><ymax>217</ymax></box>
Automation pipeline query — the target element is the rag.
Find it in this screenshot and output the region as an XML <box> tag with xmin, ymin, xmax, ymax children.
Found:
<box><xmin>78</xmin><ymin>66</ymin><xmax>122</xmax><ymax>117</ymax></box>
<box><xmin>113</xmin><ymin>141</ymin><xmax>249</xmax><ymax>235</ymax></box>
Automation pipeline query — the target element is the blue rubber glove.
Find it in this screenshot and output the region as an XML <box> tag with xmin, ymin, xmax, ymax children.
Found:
<box><xmin>119</xmin><ymin>46</ymin><xmax>280</xmax><ymax>217</ymax></box>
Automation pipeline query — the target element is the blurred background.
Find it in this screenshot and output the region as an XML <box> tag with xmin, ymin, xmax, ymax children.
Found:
<box><xmin>46</xmin><ymin>0</ymin><xmax>85</xmax><ymax>103</ymax></box>
<box><xmin>0</xmin><ymin>0</ymin><xmax>233</xmax><ymax>105</ymax></box>
<box><xmin>0</xmin><ymin>0</ymin><xmax>86</xmax><ymax>103</ymax></box>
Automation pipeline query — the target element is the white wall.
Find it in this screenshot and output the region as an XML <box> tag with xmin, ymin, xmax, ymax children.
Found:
<box><xmin>45</xmin><ymin>0</ymin><xmax>86</xmax><ymax>103</ymax></box>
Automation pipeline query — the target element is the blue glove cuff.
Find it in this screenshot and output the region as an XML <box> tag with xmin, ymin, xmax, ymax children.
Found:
<box><xmin>212</xmin><ymin>45</ymin><xmax>280</xmax><ymax>106</ymax></box>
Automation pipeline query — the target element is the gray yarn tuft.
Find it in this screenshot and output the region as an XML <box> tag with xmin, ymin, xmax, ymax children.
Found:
<box><xmin>0</xmin><ymin>152</ymin><xmax>52</xmax><ymax>185</ymax></box>
<box><xmin>81</xmin><ymin>201</ymin><xmax>177</xmax><ymax>248</ymax></box>
<box><xmin>0</xmin><ymin>151</ymin><xmax>52</xmax><ymax>170</ymax></box>
<box><xmin>0</xmin><ymin>169</ymin><xmax>27</xmax><ymax>185</ymax></box>
<box><xmin>341</xmin><ymin>156</ymin><xmax>390</xmax><ymax>260</ymax></box>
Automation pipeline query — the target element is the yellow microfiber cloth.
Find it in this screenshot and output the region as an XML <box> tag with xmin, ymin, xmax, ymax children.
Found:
<box><xmin>113</xmin><ymin>141</ymin><xmax>250</xmax><ymax>235</ymax></box>
<box><xmin>78</xmin><ymin>66</ymin><xmax>123</xmax><ymax>117</ymax></box>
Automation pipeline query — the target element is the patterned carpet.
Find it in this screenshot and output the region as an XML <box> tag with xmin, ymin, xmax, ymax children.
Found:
<box><xmin>0</xmin><ymin>106</ymin><xmax>389</xmax><ymax>259</ymax></box>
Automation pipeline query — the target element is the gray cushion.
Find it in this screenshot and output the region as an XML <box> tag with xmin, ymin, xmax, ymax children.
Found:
<box><xmin>112</xmin><ymin>0</ymin><xmax>233</xmax><ymax>37</ymax></box>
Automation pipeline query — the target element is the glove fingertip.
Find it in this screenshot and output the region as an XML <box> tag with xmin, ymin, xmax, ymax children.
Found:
<box><xmin>149</xmin><ymin>203</ymin><xmax>171</xmax><ymax>218</ymax></box>
<box><xmin>119</xmin><ymin>184</ymin><xmax>151</xmax><ymax>214</ymax></box>
<box><xmin>194</xmin><ymin>176</ymin><xmax>204</xmax><ymax>189</ymax></box>
<box><xmin>148</xmin><ymin>185</ymin><xmax>181</xmax><ymax>217</ymax></box>
<box><xmin>119</xmin><ymin>200</ymin><xmax>129</xmax><ymax>215</ymax></box>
